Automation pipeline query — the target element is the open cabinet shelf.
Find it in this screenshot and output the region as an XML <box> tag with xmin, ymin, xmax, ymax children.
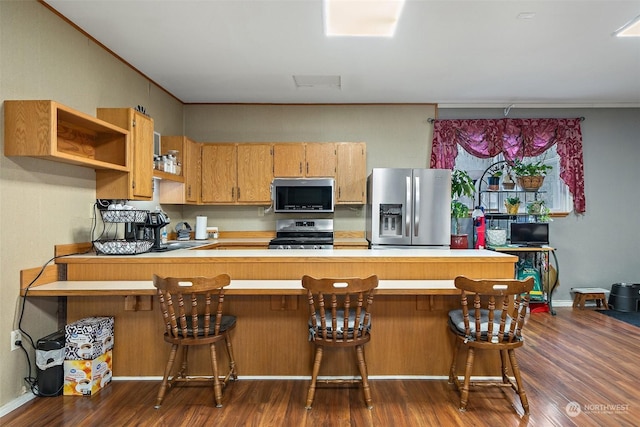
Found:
<box><xmin>4</xmin><ymin>100</ymin><xmax>129</xmax><ymax>171</ymax></box>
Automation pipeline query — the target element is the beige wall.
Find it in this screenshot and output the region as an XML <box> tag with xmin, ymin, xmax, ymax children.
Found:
<box><xmin>185</xmin><ymin>104</ymin><xmax>436</xmax><ymax>170</ymax></box>
<box><xmin>181</xmin><ymin>103</ymin><xmax>436</xmax><ymax>232</ymax></box>
<box><xmin>0</xmin><ymin>1</ymin><xmax>183</xmax><ymax>408</ymax></box>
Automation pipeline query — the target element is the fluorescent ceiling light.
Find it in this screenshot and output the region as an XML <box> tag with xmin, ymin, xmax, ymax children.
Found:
<box><xmin>324</xmin><ymin>0</ymin><xmax>405</xmax><ymax>37</ymax></box>
<box><xmin>613</xmin><ymin>14</ymin><xmax>640</xmax><ymax>37</ymax></box>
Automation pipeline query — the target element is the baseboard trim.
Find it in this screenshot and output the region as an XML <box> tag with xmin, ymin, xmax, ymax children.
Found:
<box><xmin>0</xmin><ymin>392</ymin><xmax>36</xmax><ymax>418</ymax></box>
<box><xmin>553</xmin><ymin>299</ymin><xmax>573</xmax><ymax>307</ymax></box>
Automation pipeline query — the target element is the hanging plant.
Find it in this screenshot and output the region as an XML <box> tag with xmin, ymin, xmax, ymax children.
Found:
<box><xmin>511</xmin><ymin>159</ymin><xmax>553</xmax><ymax>177</ymax></box>
<box><xmin>511</xmin><ymin>159</ymin><xmax>552</xmax><ymax>191</ymax></box>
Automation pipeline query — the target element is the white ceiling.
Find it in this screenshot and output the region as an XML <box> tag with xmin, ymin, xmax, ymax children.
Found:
<box><xmin>44</xmin><ymin>0</ymin><xmax>640</xmax><ymax>107</ymax></box>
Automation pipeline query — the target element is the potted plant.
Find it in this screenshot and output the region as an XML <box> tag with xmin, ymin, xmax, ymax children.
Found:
<box><xmin>451</xmin><ymin>169</ymin><xmax>476</xmax><ymax>249</ymax></box>
<box><xmin>502</xmin><ymin>166</ymin><xmax>516</xmax><ymax>190</ymax></box>
<box><xmin>527</xmin><ymin>200</ymin><xmax>552</xmax><ymax>222</ymax></box>
<box><xmin>505</xmin><ymin>196</ymin><xmax>521</xmax><ymax>214</ymax></box>
<box><xmin>487</xmin><ymin>166</ymin><xmax>502</xmax><ymax>191</ymax></box>
<box><xmin>511</xmin><ymin>159</ymin><xmax>553</xmax><ymax>191</ymax></box>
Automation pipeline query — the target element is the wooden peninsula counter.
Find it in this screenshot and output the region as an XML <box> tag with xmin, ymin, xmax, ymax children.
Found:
<box><xmin>28</xmin><ymin>248</ymin><xmax>518</xmax><ymax>378</ymax></box>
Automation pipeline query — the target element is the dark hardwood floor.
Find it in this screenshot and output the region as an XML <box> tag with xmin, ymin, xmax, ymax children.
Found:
<box><xmin>2</xmin><ymin>308</ymin><xmax>639</xmax><ymax>426</ymax></box>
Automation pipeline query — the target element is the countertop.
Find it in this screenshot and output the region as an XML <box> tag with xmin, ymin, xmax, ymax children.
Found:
<box><xmin>66</xmin><ymin>245</ymin><xmax>517</xmax><ymax>260</ymax></box>
<box><xmin>31</xmin><ymin>242</ymin><xmax>518</xmax><ymax>295</ymax></box>
<box><xmin>24</xmin><ymin>279</ymin><xmax>460</xmax><ymax>296</ymax></box>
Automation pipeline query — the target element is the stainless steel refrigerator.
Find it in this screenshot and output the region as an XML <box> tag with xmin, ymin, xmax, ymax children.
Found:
<box><xmin>366</xmin><ymin>168</ymin><xmax>451</xmax><ymax>248</ymax></box>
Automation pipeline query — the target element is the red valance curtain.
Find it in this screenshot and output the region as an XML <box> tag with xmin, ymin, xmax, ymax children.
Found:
<box><xmin>430</xmin><ymin>118</ymin><xmax>585</xmax><ymax>213</ymax></box>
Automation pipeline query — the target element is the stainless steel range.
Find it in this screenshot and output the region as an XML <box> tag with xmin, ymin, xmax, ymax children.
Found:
<box><xmin>268</xmin><ymin>219</ymin><xmax>334</xmax><ymax>249</ymax></box>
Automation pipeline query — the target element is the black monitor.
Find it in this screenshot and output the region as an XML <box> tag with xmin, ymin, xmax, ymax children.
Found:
<box><xmin>510</xmin><ymin>222</ymin><xmax>549</xmax><ymax>247</ymax></box>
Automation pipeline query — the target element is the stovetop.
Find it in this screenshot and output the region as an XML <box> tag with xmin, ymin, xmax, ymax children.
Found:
<box><xmin>269</xmin><ymin>219</ymin><xmax>334</xmax><ymax>249</ymax></box>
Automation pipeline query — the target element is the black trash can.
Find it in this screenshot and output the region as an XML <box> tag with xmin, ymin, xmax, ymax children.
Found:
<box><xmin>36</xmin><ymin>330</ymin><xmax>65</xmax><ymax>397</ymax></box>
<box><xmin>608</xmin><ymin>283</ymin><xmax>640</xmax><ymax>312</ymax></box>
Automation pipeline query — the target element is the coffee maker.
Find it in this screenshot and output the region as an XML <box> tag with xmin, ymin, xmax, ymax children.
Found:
<box><xmin>125</xmin><ymin>210</ymin><xmax>171</xmax><ymax>251</ymax></box>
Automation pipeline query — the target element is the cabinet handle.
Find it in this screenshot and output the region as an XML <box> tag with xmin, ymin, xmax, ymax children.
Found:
<box><xmin>237</xmin><ymin>187</ymin><xmax>240</xmax><ymax>199</ymax></box>
<box><xmin>300</xmin><ymin>163</ymin><xmax>303</xmax><ymax>174</ymax></box>
<box><xmin>306</xmin><ymin>163</ymin><xmax>309</xmax><ymax>174</ymax></box>
<box><xmin>231</xmin><ymin>187</ymin><xmax>234</xmax><ymax>199</ymax></box>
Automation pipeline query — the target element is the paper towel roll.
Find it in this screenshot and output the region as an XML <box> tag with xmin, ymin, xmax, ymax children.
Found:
<box><xmin>195</xmin><ymin>216</ymin><xmax>208</xmax><ymax>240</ymax></box>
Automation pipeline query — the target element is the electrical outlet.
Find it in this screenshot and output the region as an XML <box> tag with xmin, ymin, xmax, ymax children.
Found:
<box><xmin>258</xmin><ymin>207</ymin><xmax>265</xmax><ymax>217</ymax></box>
<box><xmin>11</xmin><ymin>330</ymin><xmax>21</xmax><ymax>351</ymax></box>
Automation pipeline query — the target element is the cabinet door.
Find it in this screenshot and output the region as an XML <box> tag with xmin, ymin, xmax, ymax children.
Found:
<box><xmin>185</xmin><ymin>138</ymin><xmax>201</xmax><ymax>203</ymax></box>
<box><xmin>96</xmin><ymin>108</ymin><xmax>153</xmax><ymax>200</ymax></box>
<box><xmin>131</xmin><ymin>111</ymin><xmax>154</xmax><ymax>199</ymax></box>
<box><xmin>237</xmin><ymin>144</ymin><xmax>273</xmax><ymax>203</ymax></box>
<box><xmin>273</xmin><ymin>144</ymin><xmax>304</xmax><ymax>177</ymax></box>
<box><xmin>305</xmin><ymin>143</ymin><xmax>336</xmax><ymax>177</ymax></box>
<box><xmin>201</xmin><ymin>144</ymin><xmax>237</xmax><ymax>203</ymax></box>
<box><xmin>336</xmin><ymin>142</ymin><xmax>366</xmax><ymax>204</ymax></box>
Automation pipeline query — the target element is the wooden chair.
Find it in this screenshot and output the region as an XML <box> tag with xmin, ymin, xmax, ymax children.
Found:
<box><xmin>153</xmin><ymin>274</ymin><xmax>237</xmax><ymax>409</ymax></box>
<box><xmin>301</xmin><ymin>275</ymin><xmax>378</xmax><ymax>410</ymax></box>
<box><xmin>448</xmin><ymin>276</ymin><xmax>534</xmax><ymax>414</ymax></box>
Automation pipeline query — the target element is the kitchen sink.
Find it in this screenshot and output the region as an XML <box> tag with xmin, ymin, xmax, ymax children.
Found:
<box><xmin>165</xmin><ymin>241</ymin><xmax>209</xmax><ymax>250</ymax></box>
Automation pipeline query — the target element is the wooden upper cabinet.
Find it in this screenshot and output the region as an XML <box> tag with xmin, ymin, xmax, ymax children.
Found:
<box><xmin>201</xmin><ymin>144</ymin><xmax>236</xmax><ymax>203</ymax></box>
<box><xmin>273</xmin><ymin>143</ymin><xmax>336</xmax><ymax>178</ymax></box>
<box><xmin>273</xmin><ymin>144</ymin><xmax>305</xmax><ymax>177</ymax></box>
<box><xmin>96</xmin><ymin>108</ymin><xmax>154</xmax><ymax>200</ymax></box>
<box><xmin>201</xmin><ymin>143</ymin><xmax>273</xmax><ymax>204</ymax></box>
<box><xmin>4</xmin><ymin>100</ymin><xmax>128</xmax><ymax>170</ymax></box>
<box><xmin>131</xmin><ymin>111</ymin><xmax>154</xmax><ymax>198</ymax></box>
<box><xmin>305</xmin><ymin>143</ymin><xmax>336</xmax><ymax>177</ymax></box>
<box><xmin>336</xmin><ymin>142</ymin><xmax>367</xmax><ymax>204</ymax></box>
<box><xmin>158</xmin><ymin>136</ymin><xmax>200</xmax><ymax>204</ymax></box>
<box><xmin>184</xmin><ymin>138</ymin><xmax>201</xmax><ymax>203</ymax></box>
<box><xmin>236</xmin><ymin>144</ymin><xmax>273</xmax><ymax>203</ymax></box>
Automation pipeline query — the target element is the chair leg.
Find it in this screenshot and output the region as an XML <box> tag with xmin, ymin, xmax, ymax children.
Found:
<box><xmin>155</xmin><ymin>343</ymin><xmax>179</xmax><ymax>409</ymax></box>
<box><xmin>459</xmin><ymin>347</ymin><xmax>475</xmax><ymax>412</ymax></box>
<box><xmin>500</xmin><ymin>349</ymin><xmax>510</xmax><ymax>384</ymax></box>
<box><xmin>355</xmin><ymin>345</ymin><xmax>373</xmax><ymax>409</ymax></box>
<box><xmin>225</xmin><ymin>335</ymin><xmax>238</xmax><ymax>381</ymax></box>
<box><xmin>508</xmin><ymin>349</ymin><xmax>530</xmax><ymax>415</ymax></box>
<box><xmin>209</xmin><ymin>343</ymin><xmax>223</xmax><ymax>408</ymax></box>
<box><xmin>175</xmin><ymin>346</ymin><xmax>189</xmax><ymax>380</ymax></box>
<box><xmin>305</xmin><ymin>345</ymin><xmax>323</xmax><ymax>410</ymax></box>
<box><xmin>449</xmin><ymin>339</ymin><xmax>461</xmax><ymax>386</ymax></box>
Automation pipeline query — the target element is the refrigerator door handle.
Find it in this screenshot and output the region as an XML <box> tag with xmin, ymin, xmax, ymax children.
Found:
<box><xmin>405</xmin><ymin>176</ymin><xmax>411</xmax><ymax>237</ymax></box>
<box><xmin>414</xmin><ymin>176</ymin><xmax>420</xmax><ymax>236</ymax></box>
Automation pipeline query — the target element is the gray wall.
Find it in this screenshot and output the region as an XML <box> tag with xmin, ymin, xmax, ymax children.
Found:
<box><xmin>437</xmin><ymin>107</ymin><xmax>640</xmax><ymax>303</ymax></box>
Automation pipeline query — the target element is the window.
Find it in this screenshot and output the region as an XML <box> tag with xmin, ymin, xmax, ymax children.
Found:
<box><xmin>454</xmin><ymin>145</ymin><xmax>573</xmax><ymax>213</ymax></box>
<box><xmin>430</xmin><ymin>117</ymin><xmax>585</xmax><ymax>214</ymax></box>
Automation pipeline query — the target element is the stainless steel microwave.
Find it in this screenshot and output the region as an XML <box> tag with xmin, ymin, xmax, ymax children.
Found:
<box><xmin>272</xmin><ymin>178</ymin><xmax>335</xmax><ymax>213</ymax></box>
